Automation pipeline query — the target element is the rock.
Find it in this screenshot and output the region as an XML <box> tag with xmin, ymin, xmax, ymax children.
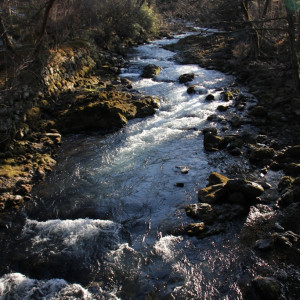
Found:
<box><xmin>187</xmin><ymin>85</ymin><xmax>196</xmax><ymax>94</ymax></box>
<box><xmin>205</xmin><ymin>94</ymin><xmax>215</xmax><ymax>101</ymax></box>
<box><xmin>176</xmin><ymin>166</ymin><xmax>190</xmax><ymax>174</ymax></box>
<box><xmin>217</xmin><ymin>105</ymin><xmax>229</xmax><ymax>112</ymax></box>
<box><xmin>185</xmin><ymin>203</ymin><xmax>215</xmax><ymax>223</ymax></box>
<box><xmin>202</xmin><ymin>127</ymin><xmax>218</xmax><ymax>135</ymax></box>
<box><xmin>207</xmin><ymin>172</ymin><xmax>229</xmax><ymax>186</ymax></box>
<box><xmin>229</xmin><ymin>115</ymin><xmax>242</xmax><ymax>127</ymax></box>
<box><xmin>222</xmin><ymin>90</ymin><xmax>233</xmax><ymax>101</ymax></box>
<box><xmin>175</xmin><ymin>182</ymin><xmax>184</xmax><ymax>187</ymax></box>
<box><xmin>203</xmin><ymin>132</ymin><xmax>225</xmax><ymax>151</ymax></box>
<box><xmin>225</xmin><ymin>179</ymin><xmax>264</xmax><ymax>202</ymax></box>
<box><xmin>186</xmin><ymin>222</ymin><xmax>206</xmax><ymax>237</ymax></box>
<box><xmin>198</xmin><ymin>183</ymin><xmax>226</xmax><ymax>204</ymax></box>
<box><xmin>179</xmin><ymin>73</ymin><xmax>195</xmax><ymax>84</ymax></box>
<box><xmin>278</xmin><ymin>176</ymin><xmax>293</xmax><ymax>192</ymax></box>
<box><xmin>229</xmin><ymin>148</ymin><xmax>242</xmax><ymax>156</ymax></box>
<box><xmin>254</xmin><ymin>238</ymin><xmax>273</xmax><ymax>251</ymax></box>
<box><xmin>141</xmin><ymin>64</ymin><xmax>161</xmax><ymax>78</ymax></box>
<box><xmin>252</xmin><ymin>276</ymin><xmax>281</xmax><ymax>300</ymax></box>
<box><xmin>272</xmin><ymin>231</ymin><xmax>299</xmax><ymax>248</ymax></box>
<box><xmin>250</xmin><ymin>147</ymin><xmax>275</xmax><ymax>161</ymax></box>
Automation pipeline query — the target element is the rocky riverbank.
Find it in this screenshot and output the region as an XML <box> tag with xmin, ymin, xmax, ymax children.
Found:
<box><xmin>165</xmin><ymin>30</ymin><xmax>300</xmax><ymax>299</ymax></box>
<box><xmin>0</xmin><ymin>39</ymin><xmax>159</xmax><ymax>213</ymax></box>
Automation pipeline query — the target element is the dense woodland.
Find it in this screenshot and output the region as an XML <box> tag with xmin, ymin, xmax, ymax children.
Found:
<box><xmin>0</xmin><ymin>0</ymin><xmax>299</xmax><ymax>89</ymax></box>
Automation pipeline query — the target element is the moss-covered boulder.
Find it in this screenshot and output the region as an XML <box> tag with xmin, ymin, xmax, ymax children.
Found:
<box><xmin>56</xmin><ymin>91</ymin><xmax>159</xmax><ymax>133</ymax></box>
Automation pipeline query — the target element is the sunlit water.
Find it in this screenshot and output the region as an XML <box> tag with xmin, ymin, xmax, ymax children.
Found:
<box><xmin>0</xmin><ymin>31</ymin><xmax>278</xmax><ymax>299</ymax></box>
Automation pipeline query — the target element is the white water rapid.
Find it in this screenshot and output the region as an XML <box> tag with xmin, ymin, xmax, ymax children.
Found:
<box><xmin>1</xmin><ymin>30</ymin><xmax>256</xmax><ymax>299</ymax></box>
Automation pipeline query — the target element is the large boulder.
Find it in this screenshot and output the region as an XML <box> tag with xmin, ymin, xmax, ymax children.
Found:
<box><xmin>56</xmin><ymin>91</ymin><xmax>159</xmax><ymax>133</ymax></box>
<box><xmin>141</xmin><ymin>64</ymin><xmax>161</xmax><ymax>78</ymax></box>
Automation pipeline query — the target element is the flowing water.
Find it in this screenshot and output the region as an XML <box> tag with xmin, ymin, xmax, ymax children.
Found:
<box><xmin>0</xmin><ymin>30</ymin><xmax>280</xmax><ymax>299</ymax></box>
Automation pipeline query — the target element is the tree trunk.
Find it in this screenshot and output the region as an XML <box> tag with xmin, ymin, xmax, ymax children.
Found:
<box><xmin>36</xmin><ymin>0</ymin><xmax>57</xmax><ymax>50</ymax></box>
<box><xmin>285</xmin><ymin>9</ymin><xmax>300</xmax><ymax>90</ymax></box>
<box><xmin>241</xmin><ymin>0</ymin><xmax>261</xmax><ymax>58</ymax></box>
<box><xmin>0</xmin><ymin>14</ymin><xmax>15</xmax><ymax>52</ymax></box>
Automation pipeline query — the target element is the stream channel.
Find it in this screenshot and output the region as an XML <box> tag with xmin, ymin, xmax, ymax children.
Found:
<box><xmin>0</xmin><ymin>29</ymin><xmax>276</xmax><ymax>299</ymax></box>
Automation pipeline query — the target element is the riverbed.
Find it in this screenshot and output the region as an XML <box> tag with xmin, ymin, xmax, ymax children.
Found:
<box><xmin>0</xmin><ymin>29</ymin><xmax>286</xmax><ymax>300</ymax></box>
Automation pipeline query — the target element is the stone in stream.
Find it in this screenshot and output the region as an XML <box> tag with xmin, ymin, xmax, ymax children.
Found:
<box><xmin>141</xmin><ymin>64</ymin><xmax>161</xmax><ymax>78</ymax></box>
<box><xmin>179</xmin><ymin>73</ymin><xmax>195</xmax><ymax>84</ymax></box>
<box><xmin>205</xmin><ymin>94</ymin><xmax>215</xmax><ymax>101</ymax></box>
<box><xmin>176</xmin><ymin>166</ymin><xmax>190</xmax><ymax>174</ymax></box>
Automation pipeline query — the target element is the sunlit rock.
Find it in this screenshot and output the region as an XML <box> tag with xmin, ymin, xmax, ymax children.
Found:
<box><xmin>207</xmin><ymin>172</ymin><xmax>229</xmax><ymax>186</ymax></box>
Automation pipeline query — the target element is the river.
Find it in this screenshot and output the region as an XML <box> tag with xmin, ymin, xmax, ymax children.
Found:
<box><xmin>0</xmin><ymin>30</ymin><xmax>273</xmax><ymax>299</ymax></box>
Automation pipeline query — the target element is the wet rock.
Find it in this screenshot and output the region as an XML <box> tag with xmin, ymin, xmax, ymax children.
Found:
<box><xmin>278</xmin><ymin>177</ymin><xmax>300</xmax><ymax>207</ymax></box>
<box><xmin>229</xmin><ymin>147</ymin><xmax>242</xmax><ymax>156</ymax></box>
<box><xmin>203</xmin><ymin>132</ymin><xmax>225</xmax><ymax>151</ymax></box>
<box><xmin>176</xmin><ymin>166</ymin><xmax>190</xmax><ymax>174</ymax></box>
<box><xmin>187</xmin><ymin>85</ymin><xmax>196</xmax><ymax>94</ymax></box>
<box><xmin>229</xmin><ymin>115</ymin><xmax>242</xmax><ymax>127</ymax></box>
<box><xmin>186</xmin><ymin>222</ymin><xmax>206</xmax><ymax>237</ymax></box>
<box><xmin>198</xmin><ymin>183</ymin><xmax>226</xmax><ymax>204</ymax></box>
<box><xmin>252</xmin><ymin>276</ymin><xmax>281</xmax><ymax>300</ymax></box>
<box><xmin>278</xmin><ymin>176</ymin><xmax>293</xmax><ymax>192</ymax></box>
<box><xmin>250</xmin><ymin>147</ymin><xmax>275</xmax><ymax>162</ymax></box>
<box><xmin>205</xmin><ymin>94</ymin><xmax>215</xmax><ymax>101</ymax></box>
<box><xmin>185</xmin><ymin>203</ymin><xmax>215</xmax><ymax>223</ymax></box>
<box><xmin>207</xmin><ymin>172</ymin><xmax>229</xmax><ymax>186</ymax></box>
<box><xmin>202</xmin><ymin>127</ymin><xmax>218</xmax><ymax>135</ymax></box>
<box><xmin>217</xmin><ymin>105</ymin><xmax>229</xmax><ymax>112</ymax></box>
<box><xmin>222</xmin><ymin>90</ymin><xmax>233</xmax><ymax>101</ymax></box>
<box><xmin>179</xmin><ymin>73</ymin><xmax>195</xmax><ymax>84</ymax></box>
<box><xmin>187</xmin><ymin>85</ymin><xmax>207</xmax><ymax>95</ymax></box>
<box><xmin>225</xmin><ymin>179</ymin><xmax>264</xmax><ymax>202</ymax></box>
<box><xmin>141</xmin><ymin>64</ymin><xmax>161</xmax><ymax>78</ymax></box>
<box><xmin>175</xmin><ymin>182</ymin><xmax>184</xmax><ymax>187</ymax></box>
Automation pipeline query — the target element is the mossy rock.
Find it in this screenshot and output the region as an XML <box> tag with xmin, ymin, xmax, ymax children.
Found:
<box><xmin>208</xmin><ymin>172</ymin><xmax>229</xmax><ymax>186</ymax></box>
